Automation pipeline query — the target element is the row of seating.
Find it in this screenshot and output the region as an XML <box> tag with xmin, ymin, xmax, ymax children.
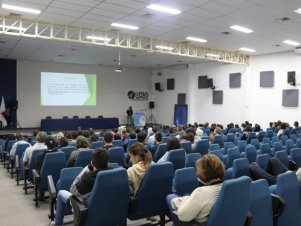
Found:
<box><xmin>45</xmin><ymin>115</ymin><xmax>103</xmax><ymax>119</ymax></box>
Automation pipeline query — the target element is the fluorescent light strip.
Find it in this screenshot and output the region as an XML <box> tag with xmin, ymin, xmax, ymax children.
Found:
<box><xmin>147</xmin><ymin>4</ymin><xmax>181</xmax><ymax>15</ymax></box>
<box><xmin>294</xmin><ymin>8</ymin><xmax>301</xmax><ymax>14</ymax></box>
<box><xmin>230</xmin><ymin>25</ymin><xmax>253</xmax><ymax>33</ymax></box>
<box><xmin>239</xmin><ymin>47</ymin><xmax>255</xmax><ymax>52</ymax></box>
<box><xmin>155</xmin><ymin>45</ymin><xmax>174</xmax><ymax>51</ymax></box>
<box><xmin>186</xmin><ymin>36</ymin><xmax>207</xmax><ymax>43</ymax></box>
<box><xmin>111</xmin><ymin>23</ymin><xmax>139</xmax><ymax>30</ymax></box>
<box><xmin>283</xmin><ymin>40</ymin><xmax>300</xmax><ymax>46</ymax></box>
<box><xmin>2</xmin><ymin>4</ymin><xmax>41</xmax><ymax>14</ymax></box>
<box><xmin>86</xmin><ymin>35</ymin><xmax>110</xmax><ymax>41</ymax></box>
<box><xmin>0</xmin><ymin>25</ymin><xmax>27</xmax><ymax>31</ymax></box>
<box><xmin>206</xmin><ymin>53</ymin><xmax>220</xmax><ymax>58</ymax></box>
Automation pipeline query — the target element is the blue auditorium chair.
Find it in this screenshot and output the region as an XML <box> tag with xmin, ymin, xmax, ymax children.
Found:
<box><xmin>70</xmin><ymin>168</ymin><xmax>130</xmax><ymax>226</ymax></box>
<box><xmin>59</xmin><ymin>146</ymin><xmax>76</xmax><ymax>161</ymax></box>
<box><xmin>257</xmin><ymin>131</ymin><xmax>266</xmax><ymax>142</ymax></box>
<box><xmin>212</xmin><ymin>135</ymin><xmax>223</xmax><ymax>147</ymax></box>
<box><xmin>126</xmin><ymin>139</ymin><xmax>138</xmax><ymax>151</ymax></box>
<box><xmin>112</xmin><ymin>140</ymin><xmax>123</xmax><ymax>147</ymax></box>
<box><xmin>285</xmin><ymin>139</ymin><xmax>295</xmax><ymax>155</ymax></box>
<box><xmin>256</xmin><ymin>154</ymin><xmax>270</xmax><ymax>169</ymax></box>
<box><xmin>290</xmin><ymin>148</ymin><xmax>301</xmax><ymax>168</ymax></box>
<box><xmin>108</xmin><ymin>147</ymin><xmax>126</xmax><ymax>167</ymax></box>
<box><xmin>153</xmin><ymin>143</ymin><xmax>167</xmax><ymax>162</ymax></box>
<box><xmin>180</xmin><ymin>141</ymin><xmax>192</xmax><ymax>154</ymax></box>
<box><xmin>226</xmin><ymin>133</ymin><xmax>235</xmax><ymax>143</ymax></box>
<box><xmin>209</xmin><ymin>143</ymin><xmax>220</xmax><ymax>152</ymax></box>
<box><xmin>296</xmin><ymin>139</ymin><xmax>301</xmax><ymax>148</ymax></box>
<box><xmin>226</xmin><ymin>147</ymin><xmax>241</xmax><ymax>168</ymax></box>
<box><xmin>272</xmin><ymin>142</ymin><xmax>284</xmax><ymax>154</ymax></box>
<box><xmin>244</xmin><ymin>145</ymin><xmax>257</xmax><ymax>163</ymax></box>
<box><xmin>89</xmin><ymin>141</ymin><xmax>104</xmax><ymax>149</ymax></box>
<box><xmin>11</xmin><ymin>143</ymin><xmax>30</xmax><ymax>178</ymax></box>
<box><xmin>221</xmin><ymin>142</ymin><xmax>235</xmax><ymax>155</ymax></box>
<box><xmin>280</xmin><ymin>135</ymin><xmax>288</xmax><ymax>146</ymax></box>
<box><xmin>250</xmin><ymin>139</ymin><xmax>260</xmax><ymax>150</ymax></box>
<box><xmin>162</xmin><ymin>137</ymin><xmax>170</xmax><ymax>143</ymax></box>
<box><xmin>166</xmin><ymin>149</ymin><xmax>186</xmax><ymax>171</ymax></box>
<box><xmin>74</xmin><ymin>150</ymin><xmax>93</xmax><ymax>167</ymax></box>
<box><xmin>274</xmin><ymin>150</ymin><xmax>289</xmax><ymax>168</ymax></box>
<box><xmin>173</xmin><ymin>167</ymin><xmax>198</xmax><ymax>196</ymax></box>
<box><xmin>237</xmin><ymin>140</ymin><xmax>247</xmax><ymax>153</ymax></box>
<box><xmin>226</xmin><ymin>158</ymin><xmax>251</xmax><ymax>180</ymax></box>
<box><xmin>246</xmin><ymin>132</ymin><xmax>257</xmax><ymax>144</ymax></box>
<box><xmin>290</xmin><ymin>134</ymin><xmax>297</xmax><ymax>143</ymax></box>
<box><xmin>194</xmin><ymin>139</ymin><xmax>209</xmax><ymax>156</ymax></box>
<box><xmin>259</xmin><ymin>143</ymin><xmax>272</xmax><ymax>156</ymax></box>
<box><xmin>185</xmin><ymin>153</ymin><xmax>201</xmax><ymax>168</ymax></box>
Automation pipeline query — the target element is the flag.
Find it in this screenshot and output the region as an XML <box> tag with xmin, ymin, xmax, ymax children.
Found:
<box><xmin>0</xmin><ymin>96</ymin><xmax>7</xmax><ymax>127</ymax></box>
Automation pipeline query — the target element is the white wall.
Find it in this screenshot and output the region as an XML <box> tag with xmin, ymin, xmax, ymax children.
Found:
<box><xmin>17</xmin><ymin>60</ymin><xmax>151</xmax><ymax>128</ymax></box>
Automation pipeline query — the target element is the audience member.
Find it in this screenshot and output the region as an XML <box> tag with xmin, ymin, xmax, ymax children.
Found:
<box><xmin>90</xmin><ymin>133</ymin><xmax>99</xmax><ymax>143</ymax></box>
<box><xmin>9</xmin><ymin>133</ymin><xmax>30</xmax><ymax>157</ymax></box>
<box><xmin>150</xmin><ymin>132</ymin><xmax>162</xmax><ymax>157</ymax></box>
<box><xmin>58</xmin><ymin>136</ymin><xmax>69</xmax><ymax>148</ymax></box>
<box><xmin>241</xmin><ymin>125</ymin><xmax>252</xmax><ymax>140</ymax></box>
<box><xmin>277</xmin><ymin>122</ymin><xmax>287</xmax><ymax>138</ymax></box>
<box><xmin>35</xmin><ymin>136</ymin><xmax>58</xmax><ymax>172</ymax></box>
<box><xmin>103</xmin><ymin>132</ymin><xmax>114</xmax><ymax>150</ymax></box>
<box><xmin>158</xmin><ymin>137</ymin><xmax>181</xmax><ymax>163</ymax></box>
<box><xmin>81</xmin><ymin>130</ymin><xmax>90</xmax><ymax>138</ymax></box>
<box><xmin>67</xmin><ymin>136</ymin><xmax>90</xmax><ymax>167</ymax></box>
<box><xmin>209</xmin><ymin>127</ymin><xmax>222</xmax><ymax>144</ymax></box>
<box><xmin>194</xmin><ymin>128</ymin><xmax>203</xmax><ymax>142</ymax></box>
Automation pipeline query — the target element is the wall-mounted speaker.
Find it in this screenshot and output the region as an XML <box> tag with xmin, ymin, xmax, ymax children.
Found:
<box><xmin>207</xmin><ymin>78</ymin><xmax>213</xmax><ymax>88</ymax></box>
<box><xmin>288</xmin><ymin>71</ymin><xmax>296</xmax><ymax>86</ymax></box>
<box><xmin>155</xmin><ymin>82</ymin><xmax>161</xmax><ymax>91</ymax></box>
<box><xmin>8</xmin><ymin>100</ymin><xmax>18</xmax><ymax>110</ymax></box>
<box><xmin>149</xmin><ymin>101</ymin><xmax>155</xmax><ymax>109</ymax></box>
<box><xmin>167</xmin><ymin>78</ymin><xmax>175</xmax><ymax>90</ymax></box>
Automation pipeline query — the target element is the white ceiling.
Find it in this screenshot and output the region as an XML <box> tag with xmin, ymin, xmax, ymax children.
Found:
<box><xmin>0</xmin><ymin>0</ymin><xmax>301</xmax><ymax>69</ymax></box>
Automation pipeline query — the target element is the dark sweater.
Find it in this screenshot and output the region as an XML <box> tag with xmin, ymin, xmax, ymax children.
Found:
<box><xmin>35</xmin><ymin>149</ymin><xmax>58</xmax><ymax>172</ymax></box>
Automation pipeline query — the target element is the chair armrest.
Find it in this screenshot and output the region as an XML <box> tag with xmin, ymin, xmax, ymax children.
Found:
<box><xmin>170</xmin><ymin>211</ymin><xmax>200</xmax><ymax>226</ymax></box>
<box><xmin>47</xmin><ymin>175</ymin><xmax>56</xmax><ymax>199</ymax></box>
<box><xmin>69</xmin><ymin>195</ymin><xmax>87</xmax><ymax>226</ymax></box>
<box><xmin>271</xmin><ymin>194</ymin><xmax>286</xmax><ymax>217</ymax></box>
<box><xmin>244</xmin><ymin>211</ymin><xmax>253</xmax><ymax>226</ymax></box>
<box><xmin>32</xmin><ymin>169</ymin><xmax>40</xmax><ymax>185</ymax></box>
<box><xmin>15</xmin><ymin>155</ymin><xmax>19</xmax><ymax>169</ymax></box>
<box><xmin>128</xmin><ymin>196</ymin><xmax>138</xmax><ymax>214</ymax></box>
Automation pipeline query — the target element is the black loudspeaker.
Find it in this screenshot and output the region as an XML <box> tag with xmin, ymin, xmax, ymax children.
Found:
<box><xmin>288</xmin><ymin>71</ymin><xmax>296</xmax><ymax>86</ymax></box>
<box><xmin>155</xmin><ymin>82</ymin><xmax>161</xmax><ymax>91</ymax></box>
<box><xmin>8</xmin><ymin>100</ymin><xmax>18</xmax><ymax>110</ymax></box>
<box><xmin>178</xmin><ymin>93</ymin><xmax>186</xmax><ymax>105</ymax></box>
<box><xmin>149</xmin><ymin>101</ymin><xmax>154</xmax><ymax>109</ymax></box>
<box><xmin>207</xmin><ymin>78</ymin><xmax>213</xmax><ymax>88</ymax></box>
<box><xmin>167</xmin><ymin>78</ymin><xmax>175</xmax><ymax>90</ymax></box>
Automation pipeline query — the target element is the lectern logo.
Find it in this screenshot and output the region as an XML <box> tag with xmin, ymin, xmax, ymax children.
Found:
<box><xmin>127</xmin><ymin>90</ymin><xmax>148</xmax><ymax>101</ymax></box>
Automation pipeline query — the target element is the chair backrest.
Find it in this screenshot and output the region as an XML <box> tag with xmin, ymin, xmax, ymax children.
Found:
<box><xmin>226</xmin><ymin>133</ymin><xmax>235</xmax><ymax>143</ymax></box>
<box><xmin>180</xmin><ymin>141</ymin><xmax>192</xmax><ymax>154</ymax></box>
<box><xmin>251</xmin><ymin>139</ymin><xmax>260</xmax><ymax>150</ymax></box>
<box><xmin>223</xmin><ymin>142</ymin><xmax>235</xmax><ymax>155</ymax></box>
<box><xmin>262</xmin><ymin>137</ymin><xmax>271</xmax><ymax>146</ymax></box>
<box><xmin>108</xmin><ymin>147</ymin><xmax>126</xmax><ymax>167</ymax></box>
<box><xmin>85</xmin><ymin>115</ymin><xmax>91</xmax><ymax>119</ymax></box>
<box><xmin>185</xmin><ymin>153</ymin><xmax>201</xmax><ymax>168</ymax></box>
<box><xmin>266</xmin><ymin>130</ymin><xmax>274</xmax><ymax>139</ymax></box>
<box><xmin>296</xmin><ymin>139</ymin><xmax>301</xmax><ymax>148</ymax></box>
<box><xmin>28</xmin><ymin>149</ymin><xmax>47</xmax><ymax>179</ymax></box>
<box><xmin>226</xmin><ymin>147</ymin><xmax>241</xmax><ymax>168</ymax></box>
<box><xmin>257</xmin><ymin>131</ymin><xmax>266</xmax><ymax>142</ymax></box>
<box><xmin>256</xmin><ymin>154</ymin><xmax>270</xmax><ymax>169</ymax></box>
<box><xmin>108</xmin><ymin>162</ymin><xmax>119</xmax><ymax>168</ymax></box>
<box><xmin>128</xmin><ymin>162</ymin><xmax>173</xmax><ymax>220</ymax></box>
<box><xmin>60</xmin><ymin>146</ymin><xmax>76</xmax><ymax>161</ymax></box>
<box><xmin>290</xmin><ymin>134</ymin><xmax>297</xmax><ymax>143</ymax></box>
<box><xmin>206</xmin><ymin>176</ymin><xmax>252</xmax><ymax>226</ymax></box>
<box><xmin>57</xmin><ymin>167</ymin><xmax>83</xmax><ymax>191</ymax></box>
<box><xmin>244</xmin><ymin>145</ymin><xmax>257</xmax><ymax>163</ymax></box>
<box><xmin>153</xmin><ymin>143</ymin><xmax>167</xmax><ymax>162</ymax></box>
<box><xmin>15</xmin><ymin>143</ymin><xmax>30</xmax><ymax>159</ymax></box>
<box><xmin>237</xmin><ymin>140</ymin><xmax>247</xmax><ymax>153</ymax></box>
<box><xmin>273</xmin><ymin>142</ymin><xmax>283</xmax><ymax>154</ymax></box>
<box><xmin>209</xmin><ymin>150</ymin><xmax>225</xmax><ymax>164</ymax></box>
<box><xmin>6</xmin><ymin>140</ymin><xmax>16</xmax><ymax>152</ymax></box>
<box><xmin>272</xmin><ymin>136</ymin><xmax>279</xmax><ymax>144</ymax></box>
<box><xmin>166</xmin><ymin>149</ymin><xmax>186</xmax><ymax>171</ymax></box>
<box><xmin>290</xmin><ymin>148</ymin><xmax>301</xmax><ymax>168</ymax></box>
<box><xmin>73</xmin><ymin>115</ymin><xmax>79</xmax><ymax>119</ymax></box>
<box><xmin>274</xmin><ymin>150</ymin><xmax>289</xmax><ymax>168</ymax></box>
<box><xmin>173</xmin><ymin>167</ymin><xmax>198</xmax><ymax>196</ymax></box>
<box><xmin>85</xmin><ymin>168</ymin><xmax>130</xmax><ymax>226</ymax></box>
<box><xmin>162</xmin><ymin>137</ymin><xmax>169</xmax><ymax>143</ymax></box>
<box><xmin>232</xmin><ymin>158</ymin><xmax>251</xmax><ymax>178</ymax></box>
<box><xmin>250</xmin><ymin>179</ymin><xmax>273</xmax><ymax>226</ymax></box>
<box><xmin>234</xmin><ymin>137</ymin><xmax>240</xmax><ymax>146</ymax></box>
<box><xmin>212</xmin><ymin>135</ymin><xmax>223</xmax><ymax>147</ymax></box>
<box><xmin>209</xmin><ymin>143</ymin><xmax>220</xmax><ymax>151</ymax></box>
<box><xmin>90</xmin><ymin>141</ymin><xmax>104</xmax><ymax>149</ymax></box>
<box><xmin>274</xmin><ymin>172</ymin><xmax>301</xmax><ymax>226</ymax></box>
<box><xmin>195</xmin><ymin>139</ymin><xmax>209</xmax><ymax>156</ymax></box>
<box><xmin>285</xmin><ymin>139</ymin><xmax>295</xmax><ymax>155</ymax></box>
<box><xmin>112</xmin><ymin>140</ymin><xmax>123</xmax><ymax>147</ymax></box>
<box><xmin>260</xmin><ymin>143</ymin><xmax>272</xmax><ymax>156</ymax></box>
<box><xmin>281</xmin><ymin>135</ymin><xmax>288</xmax><ymax>146</ymax></box>
<box><xmin>40</xmin><ymin>152</ymin><xmax>66</xmax><ymax>192</ymax></box>
<box><xmin>74</xmin><ymin>150</ymin><xmax>93</xmax><ymax>167</ymax></box>
<box><xmin>127</xmin><ymin>139</ymin><xmax>138</xmax><ymax>151</ymax></box>
<box><xmin>246</xmin><ymin>132</ymin><xmax>257</xmax><ymax>144</ymax></box>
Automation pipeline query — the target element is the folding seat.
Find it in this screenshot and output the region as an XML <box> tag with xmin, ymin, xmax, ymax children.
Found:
<box><xmin>256</xmin><ymin>154</ymin><xmax>270</xmax><ymax>169</ymax></box>
<box><xmin>173</xmin><ymin>167</ymin><xmax>198</xmax><ymax>196</ymax></box>
<box><xmin>89</xmin><ymin>141</ymin><xmax>104</xmax><ymax>149</ymax></box>
<box><xmin>112</xmin><ymin>140</ymin><xmax>123</xmax><ymax>147</ymax></box>
<box><xmin>250</xmin><ymin>139</ymin><xmax>260</xmax><ymax>150</ymax></box>
<box><xmin>221</xmin><ymin>142</ymin><xmax>235</xmax><ymax>155</ymax></box>
<box><xmin>285</xmin><ymin>139</ymin><xmax>295</xmax><ymax>155</ymax></box>
<box><xmin>237</xmin><ymin>140</ymin><xmax>247</xmax><ymax>153</ymax></box>
<box><xmin>60</xmin><ymin>146</ymin><xmax>76</xmax><ymax>161</ymax></box>
<box><xmin>10</xmin><ymin>143</ymin><xmax>30</xmax><ymax>178</ymax></box>
<box><xmin>234</xmin><ymin>137</ymin><xmax>240</xmax><ymax>146</ymax></box>
<box><xmin>126</xmin><ymin>139</ymin><xmax>138</xmax><ymax>151</ymax></box>
<box><xmin>180</xmin><ymin>141</ymin><xmax>192</xmax><ymax>154</ymax></box>
<box><xmin>162</xmin><ymin>137</ymin><xmax>169</xmax><ymax>144</ymax></box>
<box><xmin>296</xmin><ymin>139</ymin><xmax>301</xmax><ymax>148</ymax></box>
<box><xmin>280</xmin><ymin>135</ymin><xmax>288</xmax><ymax>146</ymax></box>
<box><xmin>226</xmin><ymin>133</ymin><xmax>235</xmax><ymax>143</ymax></box>
<box><xmin>32</xmin><ymin>151</ymin><xmax>66</xmax><ymax>206</ymax></box>
<box><xmin>261</xmin><ymin>137</ymin><xmax>271</xmax><ymax>146</ymax></box>
<box><xmin>246</xmin><ymin>132</ymin><xmax>257</xmax><ymax>144</ymax></box>
<box><xmin>244</xmin><ymin>145</ymin><xmax>257</xmax><ymax>163</ymax></box>
<box><xmin>266</xmin><ymin>130</ymin><xmax>274</xmax><ymax>140</ymax></box>
<box><xmin>274</xmin><ymin>150</ymin><xmax>289</xmax><ymax>168</ymax></box>
<box><xmin>166</xmin><ymin>149</ymin><xmax>186</xmax><ymax>171</ymax></box>
<box><xmin>209</xmin><ymin>143</ymin><xmax>220</xmax><ymax>152</ymax></box>
<box><xmin>271</xmin><ymin>136</ymin><xmax>279</xmax><ymax>145</ymax></box>
<box><xmin>272</xmin><ymin>142</ymin><xmax>284</xmax><ymax>154</ymax></box>
<box><xmin>74</xmin><ymin>150</ymin><xmax>93</xmax><ymax>167</ymax></box>
<box><xmin>226</xmin><ymin>147</ymin><xmax>241</xmax><ymax>168</ymax></box>
<box><xmin>185</xmin><ymin>153</ymin><xmax>201</xmax><ymax>168</ymax></box>
<box><xmin>259</xmin><ymin>143</ymin><xmax>272</xmax><ymax>156</ymax></box>
<box><xmin>225</xmin><ymin>158</ymin><xmax>251</xmax><ymax>180</ymax></box>
<box><xmin>194</xmin><ymin>139</ymin><xmax>209</xmax><ymax>156</ymax></box>
<box><xmin>257</xmin><ymin>131</ymin><xmax>266</xmax><ymax>142</ymax></box>
<box><xmin>70</xmin><ymin>168</ymin><xmax>130</xmax><ymax>226</ymax></box>
<box><xmin>108</xmin><ymin>147</ymin><xmax>126</xmax><ymax>167</ymax></box>
<box><xmin>153</xmin><ymin>143</ymin><xmax>167</xmax><ymax>162</ymax></box>
<box><xmin>212</xmin><ymin>135</ymin><xmax>223</xmax><ymax>147</ymax></box>
<box><xmin>290</xmin><ymin>148</ymin><xmax>301</xmax><ymax>168</ymax></box>
<box><xmin>98</xmin><ymin>137</ymin><xmax>104</xmax><ymax>142</ymax></box>
<box><xmin>290</xmin><ymin>134</ymin><xmax>297</xmax><ymax>144</ymax></box>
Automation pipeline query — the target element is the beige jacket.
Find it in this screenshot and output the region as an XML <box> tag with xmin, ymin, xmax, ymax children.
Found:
<box><xmin>127</xmin><ymin>161</ymin><xmax>147</xmax><ymax>195</ymax></box>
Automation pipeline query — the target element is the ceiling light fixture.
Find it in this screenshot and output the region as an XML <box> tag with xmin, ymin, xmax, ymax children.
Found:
<box><xmin>111</xmin><ymin>23</ymin><xmax>139</xmax><ymax>30</ymax></box>
<box><xmin>283</xmin><ymin>40</ymin><xmax>300</xmax><ymax>46</ymax></box>
<box><xmin>186</xmin><ymin>36</ymin><xmax>207</xmax><ymax>43</ymax></box>
<box><xmin>147</xmin><ymin>4</ymin><xmax>181</xmax><ymax>15</ymax></box>
<box><xmin>239</xmin><ymin>47</ymin><xmax>256</xmax><ymax>52</ymax></box>
<box><xmin>115</xmin><ymin>50</ymin><xmax>122</xmax><ymax>73</ymax></box>
<box><xmin>294</xmin><ymin>8</ymin><xmax>301</xmax><ymax>14</ymax></box>
<box><xmin>230</xmin><ymin>25</ymin><xmax>253</xmax><ymax>33</ymax></box>
<box><xmin>0</xmin><ymin>25</ymin><xmax>27</xmax><ymax>31</ymax></box>
<box><xmin>155</xmin><ymin>45</ymin><xmax>174</xmax><ymax>51</ymax></box>
<box><xmin>206</xmin><ymin>53</ymin><xmax>220</xmax><ymax>58</ymax></box>
<box><xmin>86</xmin><ymin>35</ymin><xmax>110</xmax><ymax>41</ymax></box>
<box><xmin>2</xmin><ymin>4</ymin><xmax>41</xmax><ymax>14</ymax></box>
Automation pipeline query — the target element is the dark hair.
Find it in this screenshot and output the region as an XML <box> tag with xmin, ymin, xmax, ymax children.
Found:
<box><xmin>152</xmin><ymin>127</ymin><xmax>158</xmax><ymax>133</ymax></box>
<box><xmin>16</xmin><ymin>133</ymin><xmax>24</xmax><ymax>141</ymax></box>
<box><xmin>294</xmin><ymin>121</ymin><xmax>299</xmax><ymax>127</ymax></box>
<box><xmin>71</xmin><ymin>131</ymin><xmax>79</xmax><ymax>140</ymax></box>
<box><xmin>196</xmin><ymin>154</ymin><xmax>225</xmax><ymax>184</ymax></box>
<box><xmin>129</xmin><ymin>132</ymin><xmax>137</xmax><ymax>139</ymax></box>
<box><xmin>184</xmin><ymin>132</ymin><xmax>194</xmax><ymax>143</ymax></box>
<box><xmin>45</xmin><ymin>136</ymin><xmax>57</xmax><ymax>150</ymax></box>
<box><xmin>104</xmin><ymin>132</ymin><xmax>113</xmax><ymax>143</ymax></box>
<box><xmin>254</xmin><ymin>124</ymin><xmax>261</xmax><ymax>132</ymax></box>
<box><xmin>90</xmin><ymin>133</ymin><xmax>99</xmax><ymax>143</ymax></box>
<box><xmin>280</xmin><ymin>122</ymin><xmax>287</xmax><ymax>130</ymax></box>
<box><xmin>166</xmin><ymin>137</ymin><xmax>181</xmax><ymax>151</ymax></box>
<box><xmin>137</xmin><ymin>132</ymin><xmax>147</xmax><ymax>143</ymax></box>
<box><xmin>76</xmin><ymin>135</ymin><xmax>89</xmax><ymax>149</ymax></box>
<box><xmin>58</xmin><ymin>136</ymin><xmax>69</xmax><ymax>147</ymax></box>
<box><xmin>92</xmin><ymin>148</ymin><xmax>109</xmax><ymax>170</ymax></box>
<box><xmin>114</xmin><ymin>133</ymin><xmax>121</xmax><ymax>140</ymax></box>
<box><xmin>81</xmin><ymin>130</ymin><xmax>90</xmax><ymax>138</ymax></box>
<box><xmin>128</xmin><ymin>143</ymin><xmax>152</xmax><ymax>165</ymax></box>
<box><xmin>244</xmin><ymin>125</ymin><xmax>252</xmax><ymax>132</ymax></box>
<box><xmin>155</xmin><ymin>132</ymin><xmax>162</xmax><ymax>142</ymax></box>
<box><xmin>36</xmin><ymin>131</ymin><xmax>47</xmax><ymax>143</ymax></box>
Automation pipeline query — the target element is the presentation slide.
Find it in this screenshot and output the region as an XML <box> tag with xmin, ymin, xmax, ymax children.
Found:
<box><xmin>41</xmin><ymin>72</ymin><xmax>96</xmax><ymax>106</ymax></box>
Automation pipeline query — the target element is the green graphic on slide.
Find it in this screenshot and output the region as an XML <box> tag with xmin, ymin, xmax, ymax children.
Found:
<box><xmin>84</xmin><ymin>74</ymin><xmax>97</xmax><ymax>105</ymax></box>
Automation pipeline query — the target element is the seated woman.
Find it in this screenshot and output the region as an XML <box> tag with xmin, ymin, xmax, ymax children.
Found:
<box><xmin>166</xmin><ymin>154</ymin><xmax>225</xmax><ymax>224</ymax></box>
<box><xmin>157</xmin><ymin>137</ymin><xmax>181</xmax><ymax>163</ymax></box>
<box><xmin>67</xmin><ymin>135</ymin><xmax>90</xmax><ymax>167</ymax></box>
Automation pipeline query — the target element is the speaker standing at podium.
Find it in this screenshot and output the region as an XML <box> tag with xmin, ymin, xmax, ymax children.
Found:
<box><xmin>126</xmin><ymin>106</ymin><xmax>133</xmax><ymax>126</ymax></box>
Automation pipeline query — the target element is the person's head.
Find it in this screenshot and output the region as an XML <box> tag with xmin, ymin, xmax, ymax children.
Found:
<box><xmin>56</xmin><ymin>132</ymin><xmax>64</xmax><ymax>141</ymax></box>
<box><xmin>104</xmin><ymin>132</ymin><xmax>113</xmax><ymax>144</ymax></box>
<box><xmin>128</xmin><ymin>143</ymin><xmax>152</xmax><ymax>165</ymax></box>
<box><xmin>36</xmin><ymin>131</ymin><xmax>47</xmax><ymax>143</ymax></box>
<box><xmin>254</xmin><ymin>124</ymin><xmax>261</xmax><ymax>132</ymax></box>
<box><xmin>16</xmin><ymin>133</ymin><xmax>24</xmax><ymax>141</ymax></box>
<box><xmin>184</xmin><ymin>133</ymin><xmax>194</xmax><ymax>143</ymax></box>
<box><xmin>280</xmin><ymin>122</ymin><xmax>287</xmax><ymax>130</ymax></box>
<box><xmin>214</xmin><ymin>127</ymin><xmax>222</xmax><ymax>135</ymax></box>
<box><xmin>241</xmin><ymin>123</ymin><xmax>246</xmax><ymax>129</ymax></box>
<box><xmin>152</xmin><ymin>127</ymin><xmax>158</xmax><ymax>134</ymax></box>
<box><xmin>244</xmin><ymin>125</ymin><xmax>252</xmax><ymax>132</ymax></box>
<box><xmin>91</xmin><ymin>148</ymin><xmax>109</xmax><ymax>170</ymax></box>
<box><xmin>65</xmin><ymin>131</ymin><xmax>72</xmax><ymax>139</ymax></box>
<box><xmin>71</xmin><ymin>131</ymin><xmax>79</xmax><ymax>140</ymax></box>
<box><xmin>76</xmin><ymin>135</ymin><xmax>89</xmax><ymax>149</ymax></box>
<box><xmin>166</xmin><ymin>137</ymin><xmax>181</xmax><ymax>151</ymax></box>
<box><xmin>58</xmin><ymin>136</ymin><xmax>69</xmax><ymax>147</ymax></box>
<box><xmin>269</xmin><ymin>122</ymin><xmax>273</xmax><ymax>128</ymax></box>
<box><xmin>81</xmin><ymin>130</ymin><xmax>90</xmax><ymax>138</ymax></box>
<box><xmin>235</xmin><ymin>124</ymin><xmax>239</xmax><ymax>128</ymax></box>
<box><xmin>196</xmin><ymin>154</ymin><xmax>225</xmax><ymax>185</ymax></box>
<box><xmin>155</xmin><ymin>132</ymin><xmax>162</xmax><ymax>143</ymax></box>
<box><xmin>129</xmin><ymin>132</ymin><xmax>137</xmax><ymax>139</ymax></box>
<box><xmin>114</xmin><ymin>133</ymin><xmax>121</xmax><ymax>140</ymax></box>
<box><xmin>294</xmin><ymin>121</ymin><xmax>299</xmax><ymax>128</ymax></box>
<box><xmin>90</xmin><ymin>133</ymin><xmax>99</xmax><ymax>142</ymax></box>
<box><xmin>168</xmin><ymin>127</ymin><xmax>174</xmax><ymax>134</ymax></box>
<box><xmin>45</xmin><ymin>136</ymin><xmax>57</xmax><ymax>150</ymax></box>
<box><xmin>137</xmin><ymin>132</ymin><xmax>147</xmax><ymax>143</ymax></box>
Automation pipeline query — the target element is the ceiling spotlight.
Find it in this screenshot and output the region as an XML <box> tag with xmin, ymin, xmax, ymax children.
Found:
<box><xmin>283</xmin><ymin>40</ymin><xmax>300</xmax><ymax>46</ymax></box>
<box><xmin>115</xmin><ymin>50</ymin><xmax>123</xmax><ymax>72</ymax></box>
<box><xmin>230</xmin><ymin>25</ymin><xmax>253</xmax><ymax>33</ymax></box>
<box><xmin>239</xmin><ymin>47</ymin><xmax>256</xmax><ymax>52</ymax></box>
<box><xmin>111</xmin><ymin>23</ymin><xmax>139</xmax><ymax>30</ymax></box>
<box><xmin>147</xmin><ymin>4</ymin><xmax>181</xmax><ymax>15</ymax></box>
<box><xmin>186</xmin><ymin>36</ymin><xmax>207</xmax><ymax>43</ymax></box>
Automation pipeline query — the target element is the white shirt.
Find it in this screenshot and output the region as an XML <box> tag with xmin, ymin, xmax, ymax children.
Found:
<box><xmin>10</xmin><ymin>140</ymin><xmax>31</xmax><ymax>157</ymax></box>
<box><xmin>157</xmin><ymin>152</ymin><xmax>169</xmax><ymax>163</ymax></box>
<box><xmin>23</xmin><ymin>142</ymin><xmax>47</xmax><ymax>165</ymax></box>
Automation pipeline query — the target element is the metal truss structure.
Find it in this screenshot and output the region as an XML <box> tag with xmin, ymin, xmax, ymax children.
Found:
<box><xmin>0</xmin><ymin>15</ymin><xmax>250</xmax><ymax>65</ymax></box>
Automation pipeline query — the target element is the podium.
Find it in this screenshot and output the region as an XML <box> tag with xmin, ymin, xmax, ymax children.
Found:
<box><xmin>134</xmin><ymin>111</ymin><xmax>146</xmax><ymax>127</ymax></box>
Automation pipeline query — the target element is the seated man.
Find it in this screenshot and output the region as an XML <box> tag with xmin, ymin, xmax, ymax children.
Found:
<box><xmin>35</xmin><ymin>136</ymin><xmax>58</xmax><ymax>172</ymax></box>
<box><xmin>9</xmin><ymin>133</ymin><xmax>30</xmax><ymax>158</ymax></box>
<box><xmin>51</xmin><ymin>148</ymin><xmax>111</xmax><ymax>226</ymax></box>
<box><xmin>103</xmin><ymin>132</ymin><xmax>114</xmax><ymax>150</ymax></box>
<box><xmin>67</xmin><ymin>136</ymin><xmax>90</xmax><ymax>167</ymax></box>
<box><xmin>150</xmin><ymin>132</ymin><xmax>162</xmax><ymax>157</ymax></box>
